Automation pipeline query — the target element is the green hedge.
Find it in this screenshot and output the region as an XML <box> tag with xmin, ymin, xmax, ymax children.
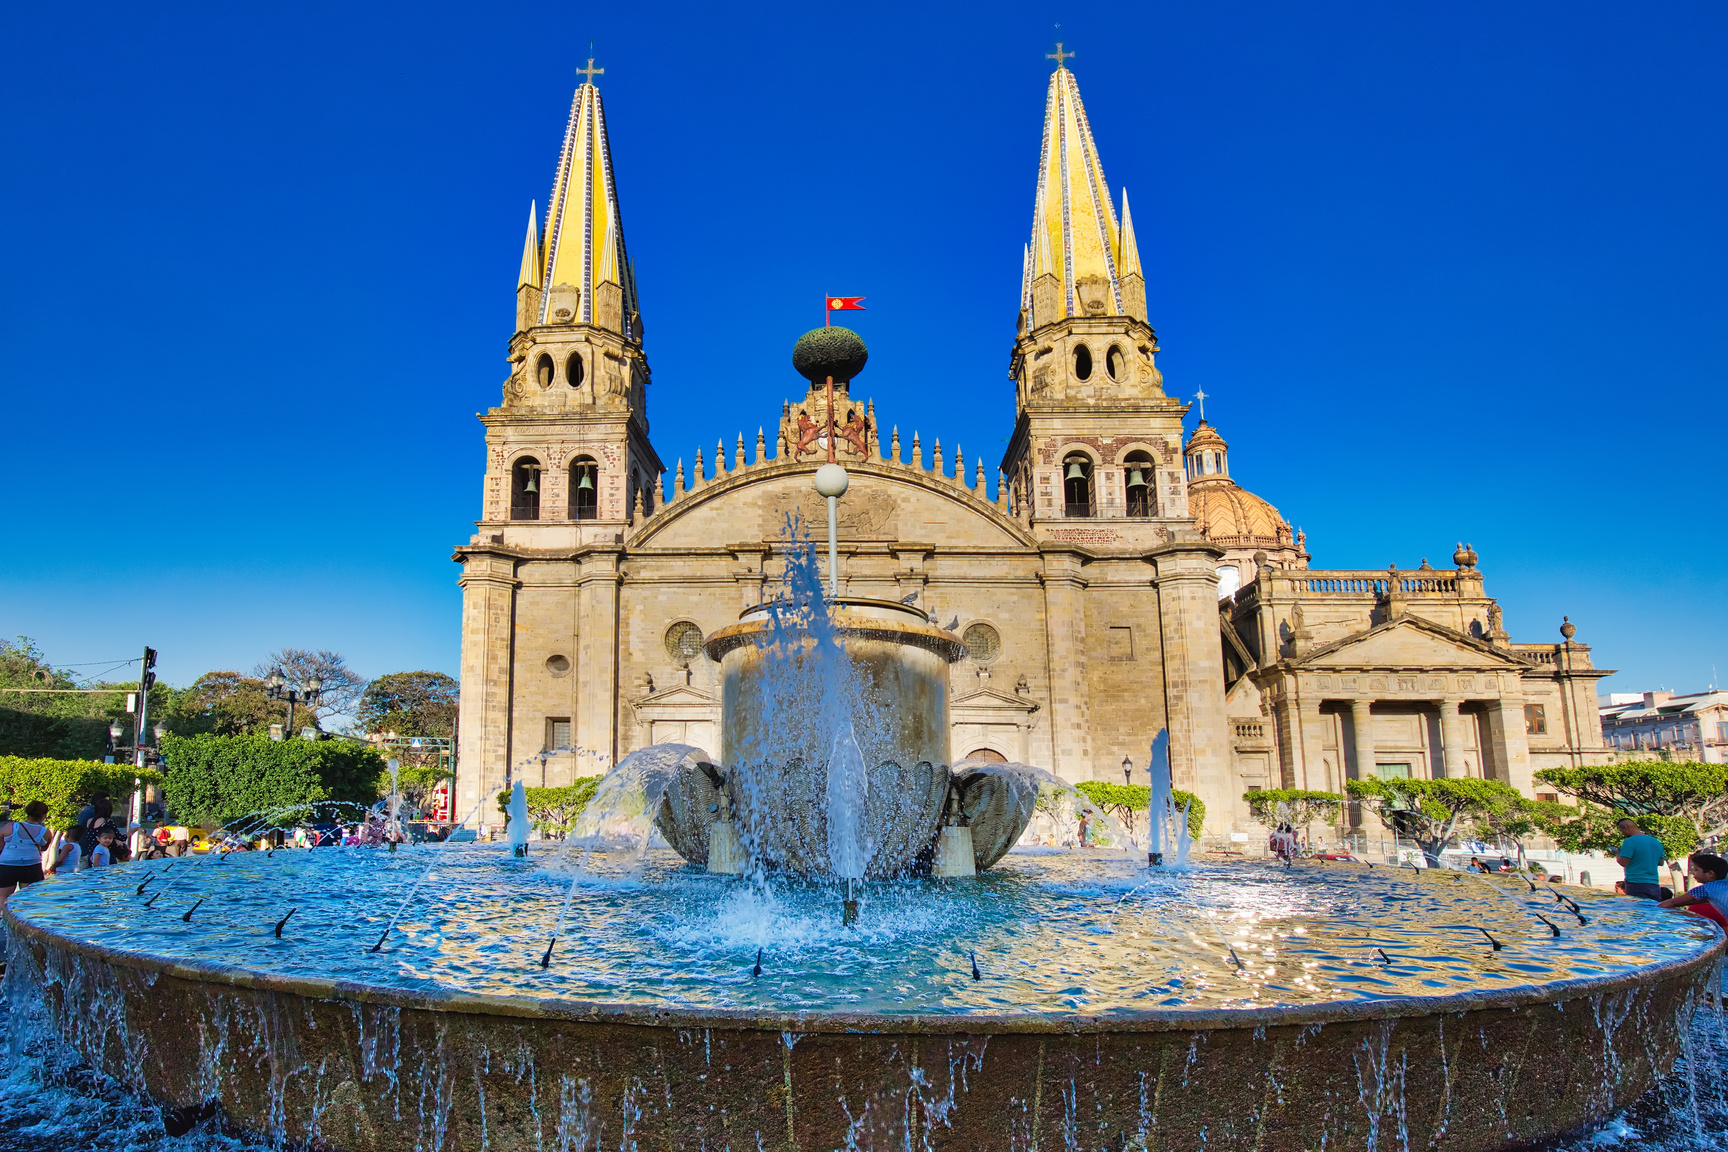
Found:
<box><xmin>161</xmin><ymin>734</ymin><xmax>386</xmax><ymax>828</ymax></box>
<box><xmin>495</xmin><ymin>777</ymin><xmax>604</xmax><ymax>837</ymax></box>
<box><xmin>0</xmin><ymin>756</ymin><xmax>165</xmax><ymax>831</ymax></box>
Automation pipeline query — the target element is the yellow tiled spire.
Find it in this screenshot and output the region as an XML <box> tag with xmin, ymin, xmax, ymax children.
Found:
<box><xmin>1118</xmin><ymin>188</ymin><xmax>1142</xmax><ymax>281</ymax></box>
<box><xmin>1026</xmin><ymin>61</ymin><xmax>1129</xmax><ymax>318</ymax></box>
<box><xmin>517</xmin><ymin>202</ymin><xmax>542</xmax><ymax>290</ymax></box>
<box><xmin>539</xmin><ymin>74</ymin><xmax>640</xmax><ymax>332</ymax></box>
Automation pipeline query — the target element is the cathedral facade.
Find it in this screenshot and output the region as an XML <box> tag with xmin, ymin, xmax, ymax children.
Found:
<box><xmin>453</xmin><ymin>62</ymin><xmax>1611</xmax><ymax>834</ymax></box>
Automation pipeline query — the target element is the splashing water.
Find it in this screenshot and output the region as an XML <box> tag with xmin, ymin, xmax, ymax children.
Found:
<box><xmin>825</xmin><ymin>724</ymin><xmax>869</xmax><ymax>880</ymax></box>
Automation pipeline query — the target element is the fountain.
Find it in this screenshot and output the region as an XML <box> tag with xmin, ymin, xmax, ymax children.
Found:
<box><xmin>2</xmin><ymin>328</ymin><xmax>1723</xmax><ymax>1150</ymax></box>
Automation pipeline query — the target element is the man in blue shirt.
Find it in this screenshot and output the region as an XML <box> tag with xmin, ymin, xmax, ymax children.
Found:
<box><xmin>1615</xmin><ymin>818</ymin><xmax>1667</xmax><ymax>900</ymax></box>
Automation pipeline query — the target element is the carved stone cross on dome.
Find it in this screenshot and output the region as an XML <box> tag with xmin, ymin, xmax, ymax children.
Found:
<box><xmin>1046</xmin><ymin>42</ymin><xmax>1074</xmax><ymax>69</ymax></box>
<box><xmin>577</xmin><ymin>55</ymin><xmax>604</xmax><ymax>85</ymax></box>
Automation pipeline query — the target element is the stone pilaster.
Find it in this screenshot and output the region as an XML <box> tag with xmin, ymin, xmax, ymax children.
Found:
<box><xmin>1152</xmin><ymin>542</ymin><xmax>1231</xmax><ymax>826</ymax></box>
<box><xmin>575</xmin><ymin>547</ymin><xmax>623</xmax><ymax>774</ymax></box>
<box><xmin>1037</xmin><ymin>549</ymin><xmax>1091</xmax><ymax>780</ymax></box>
<box><xmin>456</xmin><ymin>550</ymin><xmax>519</xmax><ymax>826</ymax></box>
<box><xmin>1486</xmin><ymin>694</ymin><xmax>1534</xmax><ymax>793</ymax></box>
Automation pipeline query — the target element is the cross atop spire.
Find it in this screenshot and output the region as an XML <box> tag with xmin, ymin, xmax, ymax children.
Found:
<box><xmin>577</xmin><ymin>51</ymin><xmax>604</xmax><ymax>85</ymax></box>
<box><xmin>1193</xmin><ymin>388</ymin><xmax>1208</xmax><ymax>421</ymax></box>
<box><xmin>1046</xmin><ymin>42</ymin><xmax>1074</xmax><ymax>70</ymax></box>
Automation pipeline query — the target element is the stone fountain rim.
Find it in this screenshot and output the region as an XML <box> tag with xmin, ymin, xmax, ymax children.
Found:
<box><xmin>703</xmin><ymin>599</ymin><xmax>967</xmax><ymax>663</ymax></box>
<box><xmin>7</xmin><ymin>901</ymin><xmax>1720</xmax><ymax>1038</ymax></box>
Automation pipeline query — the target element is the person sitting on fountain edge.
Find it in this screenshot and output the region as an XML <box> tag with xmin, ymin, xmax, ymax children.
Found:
<box><xmin>1614</xmin><ymin>818</ymin><xmax>1667</xmax><ymax>900</ymax></box>
<box><xmin>1657</xmin><ymin>854</ymin><xmax>1728</xmax><ymax>928</ymax></box>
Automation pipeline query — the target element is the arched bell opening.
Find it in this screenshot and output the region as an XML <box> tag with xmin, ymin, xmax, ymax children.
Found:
<box><xmin>511</xmin><ymin>457</ymin><xmax>542</xmax><ymax>521</ymax></box>
<box><xmin>1072</xmin><ymin>344</ymin><xmax>1093</xmax><ymax>382</ymax></box>
<box><xmin>1124</xmin><ymin>450</ymin><xmax>1155</xmax><ymax>518</ymax></box>
<box><xmin>1062</xmin><ymin>453</ymin><xmax>1095</xmax><ymax>518</ymax></box>
<box><xmin>1106</xmin><ymin>344</ymin><xmax>1126</xmax><ymax>382</ymax></box>
<box><xmin>569</xmin><ymin>455</ymin><xmax>599</xmax><ymax>520</ymax></box>
<box><xmin>536</xmin><ymin>354</ymin><xmax>554</xmax><ymax>389</ymax></box>
<box><xmin>566</xmin><ymin>352</ymin><xmax>585</xmax><ymax>389</ymax></box>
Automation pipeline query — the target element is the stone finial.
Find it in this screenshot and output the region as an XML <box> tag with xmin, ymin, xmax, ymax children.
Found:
<box><xmin>1419</xmin><ymin>558</ymin><xmax>1432</xmax><ymax>570</ymax></box>
<box><xmin>675</xmin><ymin>459</ymin><xmax>685</xmax><ymax>496</ymax></box>
<box><xmin>694</xmin><ymin>449</ymin><xmax>705</xmax><ymax>484</ymax></box>
<box><xmin>1453</xmin><ymin>542</ymin><xmax>1479</xmax><ymax>569</ymax></box>
<box><xmin>891</xmin><ymin>426</ymin><xmax>902</xmax><ymax>463</ymax></box>
<box><xmin>1253</xmin><ymin>550</ymin><xmax>1269</xmax><ymax>571</ymax></box>
<box><xmin>777</xmin><ymin>428</ymin><xmax>788</xmax><ymax>458</ymax></box>
<box><xmin>934</xmin><ymin>439</ymin><xmax>945</xmax><ymax>478</ymax></box>
<box><xmin>976</xmin><ymin>457</ymin><xmax>987</xmax><ymax>496</ymax></box>
<box><xmin>953</xmin><ymin>445</ymin><xmax>963</xmax><ymax>485</ymax></box>
<box><xmin>715</xmin><ymin>439</ymin><xmax>726</xmax><ymax>477</ymax></box>
<box><xmin>637</xmin><ymin>671</ymin><xmax>655</xmax><ymax>694</ymax></box>
<box><xmin>756</xmin><ymin>427</ymin><xmax>766</xmax><ymax>465</ymax></box>
<box><xmin>1015</xmin><ymin>673</ymin><xmax>1031</xmax><ymax>696</ymax></box>
<box><xmin>997</xmin><ymin>469</ymin><xmax>1009</xmax><ymax>511</ymax></box>
<box><xmin>911</xmin><ymin>432</ymin><xmax>923</xmax><ymax>471</ymax></box>
<box><xmin>735</xmin><ymin>433</ymin><xmax>746</xmax><ymax>471</ymax></box>
<box><xmin>1560</xmin><ymin>616</ymin><xmax>1576</xmax><ymax>641</ymax></box>
<box><xmin>866</xmin><ymin>399</ymin><xmax>877</xmax><ymax>455</ymax></box>
<box><xmin>631</xmin><ymin>487</ymin><xmax>645</xmax><ymax>522</ymax></box>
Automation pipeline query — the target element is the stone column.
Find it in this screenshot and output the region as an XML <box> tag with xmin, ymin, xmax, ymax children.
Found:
<box><xmin>1438</xmin><ymin>697</ymin><xmax>1466</xmax><ymax>778</ymax></box>
<box><xmin>1153</xmin><ymin>543</ymin><xmax>1232</xmax><ymax>826</ymax></box>
<box><xmin>456</xmin><ymin>550</ymin><xmax>520</xmax><ymax>827</ymax></box>
<box><xmin>1350</xmin><ymin>699</ymin><xmax>1376</xmax><ymax>782</ymax></box>
<box><xmin>1297</xmin><ymin>697</ymin><xmax>1329</xmax><ymax>791</ymax></box>
<box><xmin>1038</xmin><ymin>550</ymin><xmax>1090</xmax><ymax>781</ymax></box>
<box><xmin>575</xmin><ymin>548</ymin><xmax>623</xmax><ymax>774</ymax></box>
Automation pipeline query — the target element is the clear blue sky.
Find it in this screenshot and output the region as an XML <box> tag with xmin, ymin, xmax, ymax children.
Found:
<box><xmin>2</xmin><ymin>1</ymin><xmax>1724</xmax><ymax>695</ymax></box>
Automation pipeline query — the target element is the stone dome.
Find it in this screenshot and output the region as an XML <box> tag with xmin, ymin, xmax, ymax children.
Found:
<box><xmin>1188</xmin><ymin>482</ymin><xmax>1294</xmax><ymax>546</ymax></box>
<box><xmin>792</xmin><ymin>326</ymin><xmax>868</xmax><ymax>384</ymax></box>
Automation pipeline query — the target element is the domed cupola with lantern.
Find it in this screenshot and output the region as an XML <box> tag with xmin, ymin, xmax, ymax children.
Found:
<box><xmin>1183</xmin><ymin>418</ymin><xmax>1307</xmax><ymax>596</ymax></box>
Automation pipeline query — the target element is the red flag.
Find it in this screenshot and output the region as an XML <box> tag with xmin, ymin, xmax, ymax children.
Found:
<box><xmin>826</xmin><ymin>296</ymin><xmax>865</xmax><ymax>311</ymax></box>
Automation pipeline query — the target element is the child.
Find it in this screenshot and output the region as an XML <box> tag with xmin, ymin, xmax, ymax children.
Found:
<box><xmin>1657</xmin><ymin>853</ymin><xmax>1728</xmax><ymax>928</ymax></box>
<box><xmin>46</xmin><ymin>827</ymin><xmax>81</xmax><ymax>876</ymax></box>
<box><xmin>0</xmin><ymin>799</ymin><xmax>52</xmax><ymax>910</ymax></box>
<box><xmin>88</xmin><ymin>828</ymin><xmax>117</xmax><ymax>868</ymax></box>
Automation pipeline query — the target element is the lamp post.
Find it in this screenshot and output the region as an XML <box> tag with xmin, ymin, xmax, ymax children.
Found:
<box><xmin>264</xmin><ymin>670</ymin><xmax>323</xmax><ymax>736</ymax></box>
<box><xmin>1122</xmin><ymin>756</ymin><xmax>1133</xmax><ymax>786</ymax></box>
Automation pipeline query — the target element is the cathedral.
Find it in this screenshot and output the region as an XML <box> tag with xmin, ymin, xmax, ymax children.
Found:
<box><xmin>453</xmin><ymin>59</ymin><xmax>1612</xmax><ymax>834</ymax></box>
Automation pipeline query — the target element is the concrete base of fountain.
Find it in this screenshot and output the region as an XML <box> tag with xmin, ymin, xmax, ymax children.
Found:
<box><xmin>7</xmin><ymin>905</ymin><xmax>1718</xmax><ymax>1152</ymax></box>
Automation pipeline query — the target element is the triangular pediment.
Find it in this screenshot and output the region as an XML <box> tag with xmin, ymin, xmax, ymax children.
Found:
<box><xmin>634</xmin><ymin>684</ymin><xmax>718</xmax><ymax>707</ymax></box>
<box><xmin>1294</xmin><ymin>616</ymin><xmax>1526</xmax><ymax>672</ymax></box>
<box><xmin>951</xmin><ymin>687</ymin><xmax>1041</xmax><ymax>713</ymax></box>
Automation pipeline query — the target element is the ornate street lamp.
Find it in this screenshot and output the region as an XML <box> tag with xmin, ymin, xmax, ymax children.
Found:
<box><xmin>1122</xmin><ymin>756</ymin><xmax>1133</xmax><ymax>786</ymax></box>
<box><xmin>264</xmin><ymin>670</ymin><xmax>323</xmax><ymax>736</ymax></box>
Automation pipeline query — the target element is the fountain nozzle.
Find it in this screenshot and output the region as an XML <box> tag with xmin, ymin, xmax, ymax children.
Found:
<box><xmin>1148</xmin><ymin>852</ymin><xmax>1164</xmax><ymax>867</ymax></box>
<box><xmin>842</xmin><ymin>877</ymin><xmax>860</xmax><ymax>926</ymax></box>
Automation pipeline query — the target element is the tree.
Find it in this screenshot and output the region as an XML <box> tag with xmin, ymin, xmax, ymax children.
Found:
<box><xmin>1072</xmin><ymin>781</ymin><xmax>1205</xmax><ymax>839</ymax></box>
<box><xmin>1533</xmin><ymin>761</ymin><xmax>1728</xmax><ymax>863</ymax></box>
<box><xmin>162</xmin><ymin>671</ymin><xmax>279</xmax><ymax>736</ymax></box>
<box><xmin>253</xmin><ymin>649</ymin><xmax>367</xmax><ymax>728</ymax></box>
<box><xmin>495</xmin><ymin>777</ymin><xmax>603</xmax><ymax>838</ymax></box>
<box><xmin>1345</xmin><ymin>777</ymin><xmax>1528</xmax><ymax>866</ymax></box>
<box><xmin>1243</xmin><ymin>789</ymin><xmax>1343</xmax><ymax>827</ymax></box>
<box><xmin>0</xmin><ymin>636</ymin><xmax>170</xmax><ymax>759</ymax></box>
<box><xmin>358</xmin><ymin>671</ymin><xmax>458</xmax><ymax>738</ymax></box>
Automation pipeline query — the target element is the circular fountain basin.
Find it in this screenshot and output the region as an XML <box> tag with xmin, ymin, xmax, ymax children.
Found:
<box><xmin>5</xmin><ymin>849</ymin><xmax>1720</xmax><ymax>1151</ymax></box>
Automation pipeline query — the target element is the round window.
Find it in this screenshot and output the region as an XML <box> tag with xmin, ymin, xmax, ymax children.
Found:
<box><xmin>545</xmin><ymin>654</ymin><xmax>571</xmax><ymax>676</ymax></box>
<box><xmin>664</xmin><ymin>621</ymin><xmax>705</xmax><ymax>662</ymax></box>
<box><xmin>962</xmin><ymin>622</ymin><xmax>1001</xmax><ymax>664</ymax></box>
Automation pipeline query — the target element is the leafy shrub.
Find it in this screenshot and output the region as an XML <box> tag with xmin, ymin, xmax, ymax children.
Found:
<box><xmin>160</xmin><ymin>734</ymin><xmax>386</xmax><ymax>828</ymax></box>
<box><xmin>0</xmin><ymin>756</ymin><xmax>165</xmax><ymax>831</ymax></box>
<box><xmin>1072</xmin><ymin>780</ymin><xmax>1205</xmax><ymax>837</ymax></box>
<box><xmin>495</xmin><ymin>777</ymin><xmax>604</xmax><ymax>838</ymax></box>
<box><xmin>1242</xmin><ymin>788</ymin><xmax>1344</xmax><ymax>827</ymax></box>
<box><xmin>1534</xmin><ymin>761</ymin><xmax>1728</xmax><ymax>862</ymax></box>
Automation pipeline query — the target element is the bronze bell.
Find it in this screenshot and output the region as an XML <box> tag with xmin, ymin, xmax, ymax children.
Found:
<box><xmin>1065</xmin><ymin>460</ymin><xmax>1087</xmax><ymax>481</ymax></box>
<box><xmin>577</xmin><ymin>471</ymin><xmax>594</xmax><ymax>491</ymax></box>
<box><xmin>1126</xmin><ymin>467</ymin><xmax>1147</xmax><ymax>488</ymax></box>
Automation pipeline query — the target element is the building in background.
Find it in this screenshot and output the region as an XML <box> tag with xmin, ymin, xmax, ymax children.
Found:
<box><xmin>1600</xmin><ymin>691</ymin><xmax>1728</xmax><ymax>763</ymax></box>
<box><xmin>452</xmin><ymin>57</ymin><xmax>1614</xmax><ymax>835</ymax></box>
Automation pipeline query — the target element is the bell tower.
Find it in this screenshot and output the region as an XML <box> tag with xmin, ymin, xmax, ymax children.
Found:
<box><xmin>480</xmin><ymin>61</ymin><xmax>662</xmax><ymax>532</ymax></box>
<box><xmin>1000</xmin><ymin>57</ymin><xmax>1189</xmax><ymax>526</ymax></box>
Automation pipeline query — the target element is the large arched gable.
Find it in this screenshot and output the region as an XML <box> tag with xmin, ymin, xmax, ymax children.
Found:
<box><xmin>630</xmin><ymin>463</ymin><xmax>1036</xmax><ymax>551</ymax></box>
